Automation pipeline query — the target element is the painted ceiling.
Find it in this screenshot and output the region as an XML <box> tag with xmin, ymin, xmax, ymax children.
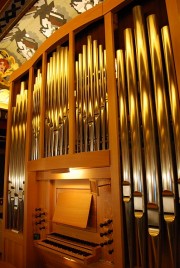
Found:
<box><xmin>0</xmin><ymin>0</ymin><xmax>103</xmax><ymax>108</ymax></box>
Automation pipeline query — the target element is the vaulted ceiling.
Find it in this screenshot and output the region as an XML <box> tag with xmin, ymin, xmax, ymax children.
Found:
<box><xmin>0</xmin><ymin>0</ymin><xmax>38</xmax><ymax>109</ymax></box>
<box><xmin>0</xmin><ymin>0</ymin><xmax>103</xmax><ymax>109</ymax></box>
<box><xmin>0</xmin><ymin>0</ymin><xmax>38</xmax><ymax>41</ymax></box>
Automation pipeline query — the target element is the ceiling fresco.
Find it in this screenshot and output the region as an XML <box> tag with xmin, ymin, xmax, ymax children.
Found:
<box><xmin>0</xmin><ymin>0</ymin><xmax>103</xmax><ymax>108</ymax></box>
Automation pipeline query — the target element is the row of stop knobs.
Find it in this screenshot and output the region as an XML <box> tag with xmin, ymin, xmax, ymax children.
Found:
<box><xmin>33</xmin><ymin>208</ymin><xmax>47</xmax><ymax>240</ymax></box>
<box><xmin>99</xmin><ymin>219</ymin><xmax>114</xmax><ymax>255</ymax></box>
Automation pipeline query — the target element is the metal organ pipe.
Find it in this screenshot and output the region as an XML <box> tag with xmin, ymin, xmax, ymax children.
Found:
<box><xmin>147</xmin><ymin>14</ymin><xmax>178</xmax><ymax>267</ymax></box>
<box><xmin>161</xmin><ymin>26</ymin><xmax>180</xmax><ymax>200</ymax></box>
<box><xmin>147</xmin><ymin>15</ymin><xmax>175</xmax><ymax>212</ymax></box>
<box><xmin>124</xmin><ymin>27</ymin><xmax>147</xmax><ymax>267</ymax></box>
<box><xmin>31</xmin><ymin>69</ymin><xmax>41</xmax><ymax>160</ymax></box>
<box><xmin>116</xmin><ymin>4</ymin><xmax>180</xmax><ymax>267</ymax></box>
<box><xmin>75</xmin><ymin>36</ymin><xmax>108</xmax><ymax>152</ymax></box>
<box><xmin>44</xmin><ymin>46</ymin><xmax>69</xmax><ymax>157</ymax></box>
<box><xmin>116</xmin><ymin>48</ymin><xmax>136</xmax><ymax>268</ymax></box>
<box><xmin>8</xmin><ymin>82</ymin><xmax>27</xmax><ymax>232</ymax></box>
<box><xmin>133</xmin><ymin>6</ymin><xmax>160</xmax><ymax>227</ymax></box>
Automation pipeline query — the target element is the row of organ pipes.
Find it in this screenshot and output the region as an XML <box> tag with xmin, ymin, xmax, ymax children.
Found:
<box><xmin>116</xmin><ymin>6</ymin><xmax>180</xmax><ymax>267</ymax></box>
<box><xmin>8</xmin><ymin>82</ymin><xmax>27</xmax><ymax>231</ymax></box>
<box><xmin>75</xmin><ymin>36</ymin><xmax>109</xmax><ymax>152</ymax></box>
<box><xmin>7</xmin><ymin>4</ymin><xmax>180</xmax><ymax>267</ymax></box>
<box><xmin>45</xmin><ymin>46</ymin><xmax>69</xmax><ymax>157</ymax></box>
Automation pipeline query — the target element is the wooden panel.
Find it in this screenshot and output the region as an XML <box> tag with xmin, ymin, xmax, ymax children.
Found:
<box><xmin>36</xmin><ymin>245</ymin><xmax>114</xmax><ymax>268</ymax></box>
<box><xmin>27</xmin><ymin>150</ymin><xmax>110</xmax><ymax>172</ymax></box>
<box><xmin>36</xmin><ymin>167</ymin><xmax>110</xmax><ymax>180</ymax></box>
<box><xmin>103</xmin><ymin>0</ymin><xmax>130</xmax><ymax>14</ymax></box>
<box><xmin>4</xmin><ymin>237</ymin><xmax>23</xmax><ymax>268</ymax></box>
<box><xmin>0</xmin><ymin>219</ymin><xmax>2</xmax><ymax>253</ymax></box>
<box><xmin>104</xmin><ymin>11</ymin><xmax>124</xmax><ymax>268</ymax></box>
<box><xmin>97</xmin><ymin>184</ymin><xmax>113</xmax><ymax>263</ymax></box>
<box><xmin>53</xmin><ymin>191</ymin><xmax>92</xmax><ymax>228</ymax></box>
<box><xmin>0</xmin><ymin>260</ymin><xmax>15</xmax><ymax>268</ymax></box>
<box><xmin>24</xmin><ymin>172</ymin><xmax>40</xmax><ymax>268</ymax></box>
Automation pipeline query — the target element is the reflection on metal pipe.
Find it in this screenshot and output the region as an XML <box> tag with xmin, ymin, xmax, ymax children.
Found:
<box><xmin>133</xmin><ymin>5</ymin><xmax>160</xmax><ymax>231</ymax></box>
<box><xmin>87</xmin><ymin>35</ymin><xmax>94</xmax><ymax>152</ymax></box>
<box><xmin>132</xmin><ymin>6</ymin><xmax>163</xmax><ymax>267</ymax></box>
<box><xmin>161</xmin><ymin>26</ymin><xmax>180</xmax><ymax>200</ymax></box>
<box><xmin>147</xmin><ymin>14</ymin><xmax>176</xmax><ymax>267</ymax></box>
<box><xmin>75</xmin><ymin>37</ymin><xmax>108</xmax><ymax>152</ymax></box>
<box><xmin>117</xmin><ymin>49</ymin><xmax>131</xmax><ymax>198</ymax></box>
<box><xmin>44</xmin><ymin>46</ymin><xmax>69</xmax><ymax>157</ymax></box>
<box><xmin>31</xmin><ymin>69</ymin><xmax>41</xmax><ymax>160</ymax></box>
<box><xmin>8</xmin><ymin>82</ymin><xmax>27</xmax><ymax>231</ymax></box>
<box><xmin>147</xmin><ymin>14</ymin><xmax>175</xmax><ymax>217</ymax></box>
<box><xmin>124</xmin><ymin>27</ymin><xmax>146</xmax><ymax>268</ymax></box>
<box><xmin>124</xmin><ymin>27</ymin><xmax>144</xmax><ymax>212</ymax></box>
<box><xmin>116</xmin><ymin>49</ymin><xmax>135</xmax><ymax>267</ymax></box>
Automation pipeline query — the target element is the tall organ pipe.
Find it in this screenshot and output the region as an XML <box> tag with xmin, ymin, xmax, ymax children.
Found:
<box><xmin>147</xmin><ymin>14</ymin><xmax>175</xmax><ymax>218</ymax></box>
<box><xmin>133</xmin><ymin>5</ymin><xmax>160</xmax><ymax>231</ymax></box>
<box><xmin>161</xmin><ymin>26</ymin><xmax>180</xmax><ymax>200</ymax></box>
<box><xmin>124</xmin><ymin>27</ymin><xmax>147</xmax><ymax>267</ymax></box>
<box><xmin>147</xmin><ymin>14</ymin><xmax>177</xmax><ymax>267</ymax></box>
<box><xmin>116</xmin><ymin>49</ymin><xmax>136</xmax><ymax>267</ymax></box>
<box><xmin>132</xmin><ymin>5</ymin><xmax>164</xmax><ymax>266</ymax></box>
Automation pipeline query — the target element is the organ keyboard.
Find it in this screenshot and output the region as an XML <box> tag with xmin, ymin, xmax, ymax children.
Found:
<box><xmin>35</xmin><ymin>232</ymin><xmax>102</xmax><ymax>265</ymax></box>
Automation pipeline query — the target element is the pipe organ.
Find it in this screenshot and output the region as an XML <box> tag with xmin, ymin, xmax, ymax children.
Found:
<box><xmin>2</xmin><ymin>0</ymin><xmax>180</xmax><ymax>267</ymax></box>
<box><xmin>75</xmin><ymin>36</ymin><xmax>108</xmax><ymax>152</ymax></box>
<box><xmin>44</xmin><ymin>46</ymin><xmax>69</xmax><ymax>157</ymax></box>
<box><xmin>8</xmin><ymin>82</ymin><xmax>27</xmax><ymax>232</ymax></box>
<box><xmin>31</xmin><ymin>69</ymin><xmax>41</xmax><ymax>160</ymax></box>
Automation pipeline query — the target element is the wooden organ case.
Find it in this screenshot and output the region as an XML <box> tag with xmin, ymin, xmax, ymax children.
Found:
<box><xmin>2</xmin><ymin>0</ymin><xmax>180</xmax><ymax>267</ymax></box>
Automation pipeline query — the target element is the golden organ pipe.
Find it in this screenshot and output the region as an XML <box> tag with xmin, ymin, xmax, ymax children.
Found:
<box><xmin>8</xmin><ymin>107</ymin><xmax>15</xmax><ymax>228</ymax></box>
<box><xmin>93</xmin><ymin>39</ymin><xmax>100</xmax><ymax>151</ymax></box>
<box><xmin>75</xmin><ymin>37</ymin><xmax>108</xmax><ymax>152</ymax></box>
<box><xmin>161</xmin><ymin>26</ymin><xmax>180</xmax><ymax>200</ymax></box>
<box><xmin>87</xmin><ymin>35</ymin><xmax>94</xmax><ymax>151</ymax></box>
<box><xmin>124</xmin><ymin>28</ymin><xmax>144</xmax><ymax>211</ymax></box>
<box><xmin>44</xmin><ymin>62</ymin><xmax>50</xmax><ymax>157</ymax></box>
<box><xmin>8</xmin><ymin>82</ymin><xmax>27</xmax><ymax>231</ymax></box>
<box><xmin>44</xmin><ymin>46</ymin><xmax>69</xmax><ymax>157</ymax></box>
<box><xmin>116</xmin><ymin>49</ymin><xmax>131</xmax><ymax>198</ymax></box>
<box><xmin>147</xmin><ymin>14</ymin><xmax>177</xmax><ymax>267</ymax></box>
<box><xmin>47</xmin><ymin>56</ymin><xmax>53</xmax><ymax>157</ymax></box>
<box><xmin>124</xmin><ymin>26</ymin><xmax>149</xmax><ymax>267</ymax></box>
<box><xmin>75</xmin><ymin>60</ymin><xmax>79</xmax><ymax>152</ymax></box>
<box><xmin>133</xmin><ymin>6</ymin><xmax>159</xmax><ymax>207</ymax></box>
<box><xmin>82</xmin><ymin>44</ymin><xmax>88</xmax><ymax>152</ymax></box>
<box><xmin>78</xmin><ymin>53</ymin><xmax>83</xmax><ymax>153</ymax></box>
<box><xmin>133</xmin><ymin>6</ymin><xmax>160</xmax><ymax>234</ymax></box>
<box><xmin>31</xmin><ymin>69</ymin><xmax>41</xmax><ymax>160</ymax></box>
<box><xmin>63</xmin><ymin>47</ymin><xmax>69</xmax><ymax>154</ymax></box>
<box><xmin>104</xmin><ymin>49</ymin><xmax>108</xmax><ymax>149</ymax></box>
<box><xmin>76</xmin><ymin>53</ymin><xmax>83</xmax><ymax>152</ymax></box>
<box><xmin>99</xmin><ymin>44</ymin><xmax>106</xmax><ymax>149</ymax></box>
<box><xmin>55</xmin><ymin>47</ymin><xmax>60</xmax><ymax>155</ymax></box>
<box><xmin>58</xmin><ymin>47</ymin><xmax>64</xmax><ymax>155</ymax></box>
<box><xmin>147</xmin><ymin>14</ymin><xmax>175</xmax><ymax>215</ymax></box>
<box><xmin>116</xmin><ymin>49</ymin><xmax>136</xmax><ymax>268</ymax></box>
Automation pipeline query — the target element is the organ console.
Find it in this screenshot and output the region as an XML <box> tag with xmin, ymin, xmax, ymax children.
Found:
<box><xmin>35</xmin><ymin>233</ymin><xmax>101</xmax><ymax>265</ymax></box>
<box><xmin>2</xmin><ymin>0</ymin><xmax>180</xmax><ymax>267</ymax></box>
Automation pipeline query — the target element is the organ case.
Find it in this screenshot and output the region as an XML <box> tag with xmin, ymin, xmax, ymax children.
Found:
<box><xmin>2</xmin><ymin>0</ymin><xmax>180</xmax><ymax>268</ymax></box>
